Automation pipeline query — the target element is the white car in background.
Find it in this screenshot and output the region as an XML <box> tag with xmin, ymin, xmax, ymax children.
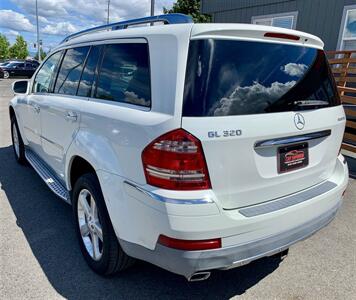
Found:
<box><xmin>9</xmin><ymin>14</ymin><xmax>348</xmax><ymax>281</ymax></box>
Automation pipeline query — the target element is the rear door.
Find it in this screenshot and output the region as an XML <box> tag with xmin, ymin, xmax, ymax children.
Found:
<box><xmin>39</xmin><ymin>46</ymin><xmax>94</xmax><ymax>179</ymax></box>
<box><xmin>182</xmin><ymin>38</ymin><xmax>345</xmax><ymax>209</ymax></box>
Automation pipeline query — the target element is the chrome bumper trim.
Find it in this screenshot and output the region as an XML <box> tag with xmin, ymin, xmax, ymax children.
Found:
<box><xmin>123</xmin><ymin>180</ymin><xmax>214</xmax><ymax>204</ymax></box>
<box><xmin>239</xmin><ymin>181</ymin><xmax>337</xmax><ymax>217</ymax></box>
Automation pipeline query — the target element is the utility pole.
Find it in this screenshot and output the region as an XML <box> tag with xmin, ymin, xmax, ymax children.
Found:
<box><xmin>35</xmin><ymin>0</ymin><xmax>41</xmax><ymax>62</ymax></box>
<box><xmin>107</xmin><ymin>0</ymin><xmax>110</xmax><ymax>24</ymax></box>
<box><xmin>150</xmin><ymin>0</ymin><xmax>155</xmax><ymax>16</ymax></box>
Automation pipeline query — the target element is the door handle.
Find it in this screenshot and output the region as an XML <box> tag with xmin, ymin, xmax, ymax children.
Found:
<box><xmin>65</xmin><ymin>111</ymin><xmax>78</xmax><ymax>122</ymax></box>
<box><xmin>33</xmin><ymin>104</ymin><xmax>40</xmax><ymax>113</ymax></box>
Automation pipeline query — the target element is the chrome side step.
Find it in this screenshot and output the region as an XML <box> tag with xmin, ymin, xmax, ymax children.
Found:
<box><xmin>25</xmin><ymin>149</ymin><xmax>71</xmax><ymax>204</ymax></box>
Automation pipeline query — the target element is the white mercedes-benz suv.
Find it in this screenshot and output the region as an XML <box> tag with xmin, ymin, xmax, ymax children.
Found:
<box><xmin>9</xmin><ymin>14</ymin><xmax>349</xmax><ymax>281</ymax></box>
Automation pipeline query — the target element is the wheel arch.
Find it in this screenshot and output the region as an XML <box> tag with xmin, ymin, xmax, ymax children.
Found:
<box><xmin>67</xmin><ymin>155</ymin><xmax>97</xmax><ymax>190</ymax></box>
<box><xmin>65</xmin><ymin>128</ymin><xmax>126</xmax><ymax>191</ymax></box>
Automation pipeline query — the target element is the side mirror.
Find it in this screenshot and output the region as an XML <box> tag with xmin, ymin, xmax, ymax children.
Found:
<box><xmin>12</xmin><ymin>80</ymin><xmax>29</xmax><ymax>94</ymax></box>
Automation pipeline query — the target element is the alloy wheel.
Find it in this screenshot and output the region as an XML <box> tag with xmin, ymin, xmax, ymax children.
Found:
<box><xmin>77</xmin><ymin>189</ymin><xmax>104</xmax><ymax>261</ymax></box>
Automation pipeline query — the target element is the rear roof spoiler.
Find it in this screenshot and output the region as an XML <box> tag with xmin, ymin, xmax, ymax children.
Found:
<box><xmin>190</xmin><ymin>24</ymin><xmax>324</xmax><ymax>49</ymax></box>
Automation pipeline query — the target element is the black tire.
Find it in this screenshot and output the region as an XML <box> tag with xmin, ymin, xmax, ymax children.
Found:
<box><xmin>72</xmin><ymin>173</ymin><xmax>134</xmax><ymax>276</ymax></box>
<box><xmin>10</xmin><ymin>116</ymin><xmax>26</xmax><ymax>164</ymax></box>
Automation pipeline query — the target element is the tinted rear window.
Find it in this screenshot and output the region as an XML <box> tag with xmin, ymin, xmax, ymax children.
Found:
<box><xmin>54</xmin><ymin>46</ymin><xmax>89</xmax><ymax>95</ymax></box>
<box><xmin>183</xmin><ymin>39</ymin><xmax>340</xmax><ymax>117</ymax></box>
<box><xmin>95</xmin><ymin>43</ymin><xmax>151</xmax><ymax>107</ymax></box>
<box><xmin>77</xmin><ymin>45</ymin><xmax>102</xmax><ymax>97</ymax></box>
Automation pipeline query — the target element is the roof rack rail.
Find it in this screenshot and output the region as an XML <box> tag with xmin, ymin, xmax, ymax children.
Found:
<box><xmin>60</xmin><ymin>13</ymin><xmax>193</xmax><ymax>44</ymax></box>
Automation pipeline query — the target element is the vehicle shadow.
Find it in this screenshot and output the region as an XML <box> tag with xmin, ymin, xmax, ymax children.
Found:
<box><xmin>0</xmin><ymin>145</ymin><xmax>283</xmax><ymax>299</ymax></box>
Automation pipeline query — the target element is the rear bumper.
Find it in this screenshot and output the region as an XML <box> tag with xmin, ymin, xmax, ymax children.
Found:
<box><xmin>98</xmin><ymin>155</ymin><xmax>348</xmax><ymax>279</ymax></box>
<box><xmin>120</xmin><ymin>201</ymin><xmax>341</xmax><ymax>279</ymax></box>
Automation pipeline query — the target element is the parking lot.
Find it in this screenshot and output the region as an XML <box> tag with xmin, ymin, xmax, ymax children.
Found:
<box><xmin>0</xmin><ymin>78</ymin><xmax>355</xmax><ymax>299</ymax></box>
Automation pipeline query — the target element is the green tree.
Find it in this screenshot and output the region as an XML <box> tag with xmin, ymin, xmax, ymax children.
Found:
<box><xmin>9</xmin><ymin>35</ymin><xmax>29</xmax><ymax>59</ymax></box>
<box><xmin>34</xmin><ymin>48</ymin><xmax>47</xmax><ymax>61</ymax></box>
<box><xmin>0</xmin><ymin>34</ymin><xmax>10</xmax><ymax>59</ymax></box>
<box><xmin>163</xmin><ymin>0</ymin><xmax>211</xmax><ymax>23</ymax></box>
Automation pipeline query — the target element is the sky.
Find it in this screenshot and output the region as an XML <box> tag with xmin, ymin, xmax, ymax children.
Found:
<box><xmin>0</xmin><ymin>0</ymin><xmax>175</xmax><ymax>55</ymax></box>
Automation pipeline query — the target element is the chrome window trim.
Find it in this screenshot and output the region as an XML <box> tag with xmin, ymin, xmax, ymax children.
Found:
<box><xmin>88</xmin><ymin>97</ymin><xmax>151</xmax><ymax>111</ymax></box>
<box><xmin>254</xmin><ymin>130</ymin><xmax>331</xmax><ymax>149</ymax></box>
<box><xmin>29</xmin><ymin>92</ymin><xmax>90</xmax><ymax>102</ymax></box>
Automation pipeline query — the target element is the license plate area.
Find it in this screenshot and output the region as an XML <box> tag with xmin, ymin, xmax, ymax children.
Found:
<box><xmin>278</xmin><ymin>143</ymin><xmax>309</xmax><ymax>173</ymax></box>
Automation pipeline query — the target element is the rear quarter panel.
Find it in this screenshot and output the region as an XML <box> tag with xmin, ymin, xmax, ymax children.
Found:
<box><xmin>65</xmin><ymin>27</ymin><xmax>192</xmax><ymax>188</ymax></box>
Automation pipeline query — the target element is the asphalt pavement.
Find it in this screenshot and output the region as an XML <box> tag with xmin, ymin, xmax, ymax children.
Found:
<box><xmin>0</xmin><ymin>78</ymin><xmax>355</xmax><ymax>299</ymax></box>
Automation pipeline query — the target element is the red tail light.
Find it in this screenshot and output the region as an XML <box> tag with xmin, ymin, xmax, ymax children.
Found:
<box><xmin>142</xmin><ymin>129</ymin><xmax>211</xmax><ymax>190</ymax></box>
<box><xmin>158</xmin><ymin>235</ymin><xmax>221</xmax><ymax>251</ymax></box>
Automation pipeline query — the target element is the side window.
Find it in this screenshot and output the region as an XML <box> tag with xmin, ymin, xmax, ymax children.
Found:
<box><xmin>77</xmin><ymin>46</ymin><xmax>101</xmax><ymax>97</ymax></box>
<box><xmin>32</xmin><ymin>51</ymin><xmax>62</xmax><ymax>93</ymax></box>
<box><xmin>54</xmin><ymin>46</ymin><xmax>89</xmax><ymax>95</ymax></box>
<box><xmin>95</xmin><ymin>43</ymin><xmax>151</xmax><ymax>107</ymax></box>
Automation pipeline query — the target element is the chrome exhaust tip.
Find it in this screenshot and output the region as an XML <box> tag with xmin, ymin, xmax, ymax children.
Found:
<box><xmin>188</xmin><ymin>271</ymin><xmax>211</xmax><ymax>282</ymax></box>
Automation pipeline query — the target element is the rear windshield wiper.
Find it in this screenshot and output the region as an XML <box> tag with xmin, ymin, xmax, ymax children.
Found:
<box><xmin>293</xmin><ymin>100</ymin><xmax>329</xmax><ymax>107</ymax></box>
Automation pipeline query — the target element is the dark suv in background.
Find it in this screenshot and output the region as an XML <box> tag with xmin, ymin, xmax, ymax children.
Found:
<box><xmin>0</xmin><ymin>60</ymin><xmax>39</xmax><ymax>78</ymax></box>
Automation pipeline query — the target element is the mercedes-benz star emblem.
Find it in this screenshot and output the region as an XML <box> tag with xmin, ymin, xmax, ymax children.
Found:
<box><xmin>294</xmin><ymin>113</ymin><xmax>305</xmax><ymax>130</ymax></box>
